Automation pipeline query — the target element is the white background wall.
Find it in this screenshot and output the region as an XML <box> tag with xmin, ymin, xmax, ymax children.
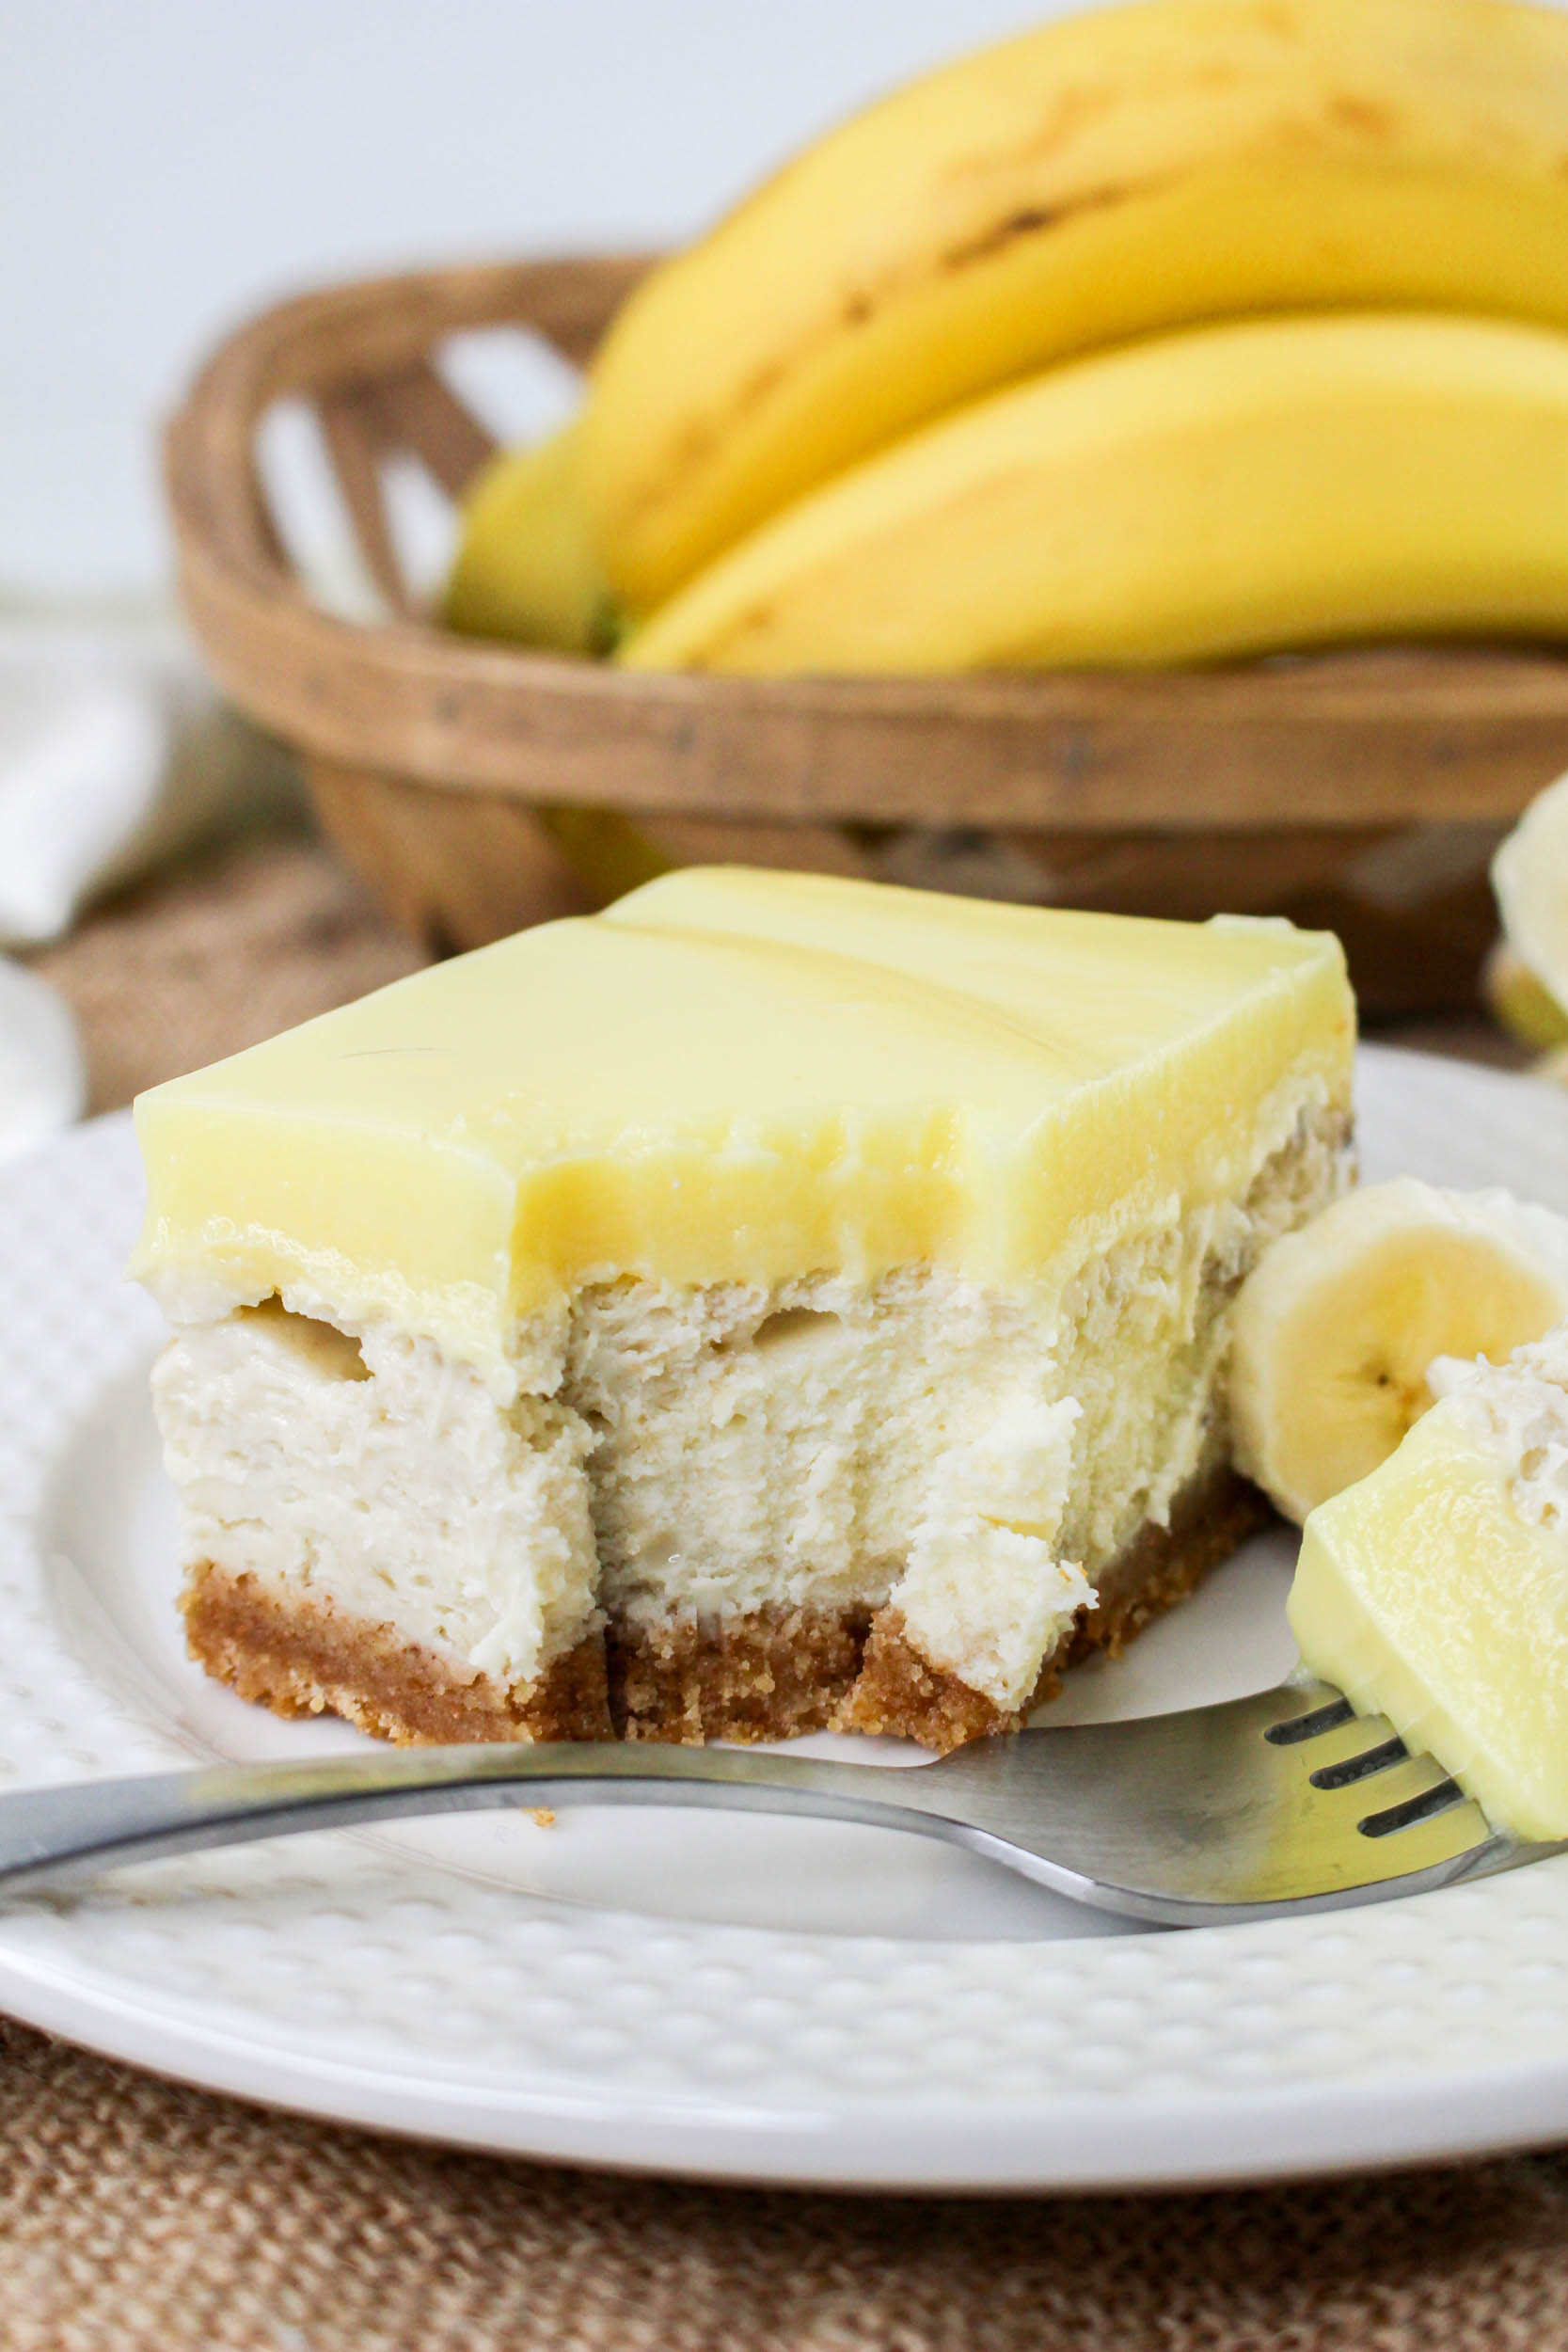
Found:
<box><xmin>3</xmin><ymin>1</ymin><xmax>1071</xmax><ymax>595</ymax></box>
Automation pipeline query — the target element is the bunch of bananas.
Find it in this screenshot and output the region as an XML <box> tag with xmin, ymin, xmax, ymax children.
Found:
<box><xmin>448</xmin><ymin>0</ymin><xmax>1568</xmax><ymax>675</ymax></box>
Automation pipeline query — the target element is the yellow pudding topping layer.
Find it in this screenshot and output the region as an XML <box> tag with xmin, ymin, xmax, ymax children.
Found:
<box><xmin>132</xmin><ymin>869</ymin><xmax>1353</xmax><ymax>1391</ymax></box>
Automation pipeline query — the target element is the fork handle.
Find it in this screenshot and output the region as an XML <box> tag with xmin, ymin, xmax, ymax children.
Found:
<box><xmin>0</xmin><ymin>1741</ymin><xmax>958</xmax><ymax>1896</ymax></box>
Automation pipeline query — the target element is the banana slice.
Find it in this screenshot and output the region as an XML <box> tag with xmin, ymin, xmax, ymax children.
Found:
<box><xmin>1230</xmin><ymin>1178</ymin><xmax>1568</xmax><ymax>1524</ymax></box>
<box><xmin>1492</xmin><ymin>771</ymin><xmax>1568</xmax><ymax>1027</ymax></box>
<box><xmin>1481</xmin><ymin>941</ymin><xmax>1568</xmax><ymax>1054</ymax></box>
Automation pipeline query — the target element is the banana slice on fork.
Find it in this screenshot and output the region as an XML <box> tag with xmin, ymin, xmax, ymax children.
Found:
<box><xmin>1230</xmin><ymin>1178</ymin><xmax>1568</xmax><ymax>1525</ymax></box>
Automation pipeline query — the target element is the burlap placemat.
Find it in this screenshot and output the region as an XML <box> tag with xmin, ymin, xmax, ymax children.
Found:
<box><xmin>6</xmin><ymin>2009</ymin><xmax>1568</xmax><ymax>2352</ymax></box>
<box><xmin>14</xmin><ymin>829</ymin><xmax>1568</xmax><ymax>2351</ymax></box>
<box><xmin>31</xmin><ymin>827</ymin><xmax>427</xmax><ymax>1114</ymax></box>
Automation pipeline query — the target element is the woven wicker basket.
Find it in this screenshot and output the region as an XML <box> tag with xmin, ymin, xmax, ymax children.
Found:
<box><xmin>164</xmin><ymin>254</ymin><xmax>1568</xmax><ymax>1015</ymax></box>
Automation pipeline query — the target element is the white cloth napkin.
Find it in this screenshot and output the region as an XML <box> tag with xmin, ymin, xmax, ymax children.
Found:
<box><xmin>0</xmin><ymin>602</ymin><xmax>297</xmax><ymax>947</ymax></box>
<box><xmin>0</xmin><ymin>598</ymin><xmax>299</xmax><ymax>1161</ymax></box>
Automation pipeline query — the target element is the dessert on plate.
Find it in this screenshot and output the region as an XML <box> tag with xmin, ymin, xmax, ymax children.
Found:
<box><xmin>1291</xmin><ymin>1323</ymin><xmax>1568</xmax><ymax>1843</ymax></box>
<box><xmin>133</xmin><ymin>867</ymin><xmax>1353</xmax><ymax>1751</ymax></box>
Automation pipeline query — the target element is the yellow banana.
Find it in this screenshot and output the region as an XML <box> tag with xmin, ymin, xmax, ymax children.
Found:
<box><xmin>620</xmin><ymin>312</ymin><xmax>1568</xmax><ymax>675</ymax></box>
<box><xmin>583</xmin><ymin>0</ymin><xmax>1568</xmax><ymax>612</ymax></box>
<box><xmin>444</xmin><ymin>424</ymin><xmax>661</xmax><ymax>894</ymax></box>
<box><xmin>444</xmin><ymin>421</ymin><xmax>612</xmax><ymax>655</ymax></box>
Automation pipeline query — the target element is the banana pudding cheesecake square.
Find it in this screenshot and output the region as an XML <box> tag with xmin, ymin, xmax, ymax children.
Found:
<box><xmin>133</xmin><ymin>867</ymin><xmax>1354</xmax><ymax>1751</ymax></box>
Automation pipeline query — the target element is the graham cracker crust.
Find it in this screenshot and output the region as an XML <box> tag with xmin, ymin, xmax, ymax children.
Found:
<box><xmin>181</xmin><ymin>1565</ymin><xmax>612</xmax><ymax>1745</ymax></box>
<box><xmin>182</xmin><ymin>1470</ymin><xmax>1263</xmax><ymax>1753</ymax></box>
<box><xmin>847</xmin><ymin>1467</ymin><xmax>1267</xmax><ymax>1752</ymax></box>
<box><xmin>609</xmin><ymin>1605</ymin><xmax>873</xmax><ymax>1745</ymax></box>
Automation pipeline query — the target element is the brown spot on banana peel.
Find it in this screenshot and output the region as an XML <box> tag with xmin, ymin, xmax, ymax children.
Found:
<box><xmin>1325</xmin><ymin>92</ymin><xmax>1398</xmax><ymax>140</ymax></box>
<box><xmin>939</xmin><ymin>183</ymin><xmax>1139</xmax><ymax>273</ymax></box>
<box><xmin>699</xmin><ymin>601</ymin><xmax>781</xmax><ymax>666</ymax></box>
<box><xmin>658</xmin><ymin>354</ymin><xmax>793</xmax><ymax>485</ymax></box>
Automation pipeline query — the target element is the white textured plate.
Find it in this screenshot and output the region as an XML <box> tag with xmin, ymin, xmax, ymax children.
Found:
<box><xmin>5</xmin><ymin>1045</ymin><xmax>1568</xmax><ymax>2189</ymax></box>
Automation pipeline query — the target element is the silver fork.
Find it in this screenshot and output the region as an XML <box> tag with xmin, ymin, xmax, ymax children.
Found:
<box><xmin>0</xmin><ymin>1678</ymin><xmax>1559</xmax><ymax>1926</ymax></box>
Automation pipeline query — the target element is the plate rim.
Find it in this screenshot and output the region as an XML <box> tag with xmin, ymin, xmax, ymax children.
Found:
<box><xmin>7</xmin><ymin>1047</ymin><xmax>1568</xmax><ymax>2192</ymax></box>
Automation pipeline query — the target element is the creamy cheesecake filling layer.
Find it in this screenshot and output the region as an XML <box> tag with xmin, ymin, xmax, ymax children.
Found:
<box><xmin>152</xmin><ymin>1302</ymin><xmax>603</xmax><ymax>1688</ymax></box>
<box><xmin>153</xmin><ymin>1099</ymin><xmax>1346</xmax><ymax>1739</ymax></box>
